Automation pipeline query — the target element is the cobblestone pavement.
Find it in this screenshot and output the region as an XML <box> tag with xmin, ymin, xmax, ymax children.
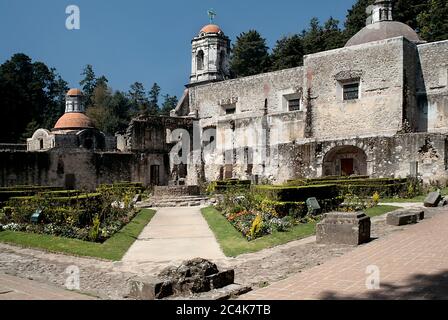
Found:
<box><xmin>0</xmin><ymin>273</ymin><xmax>95</xmax><ymax>300</ymax></box>
<box><xmin>241</xmin><ymin>207</ymin><xmax>448</xmax><ymax>300</ymax></box>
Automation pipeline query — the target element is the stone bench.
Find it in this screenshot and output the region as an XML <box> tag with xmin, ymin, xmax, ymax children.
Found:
<box><xmin>386</xmin><ymin>209</ymin><xmax>425</xmax><ymax>226</ymax></box>
<box><xmin>316</xmin><ymin>212</ymin><xmax>371</xmax><ymax>245</ymax></box>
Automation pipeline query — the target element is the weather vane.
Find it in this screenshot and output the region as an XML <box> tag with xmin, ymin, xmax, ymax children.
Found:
<box><xmin>207</xmin><ymin>9</ymin><xmax>217</xmax><ymax>24</ymax></box>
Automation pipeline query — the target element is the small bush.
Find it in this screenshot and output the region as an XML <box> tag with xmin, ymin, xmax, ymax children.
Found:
<box><xmin>254</xmin><ymin>184</ymin><xmax>338</xmax><ymax>202</ymax></box>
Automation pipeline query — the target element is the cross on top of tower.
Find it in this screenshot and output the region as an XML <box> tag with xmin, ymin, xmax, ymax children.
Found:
<box><xmin>207</xmin><ymin>9</ymin><xmax>217</xmax><ymax>24</ymax></box>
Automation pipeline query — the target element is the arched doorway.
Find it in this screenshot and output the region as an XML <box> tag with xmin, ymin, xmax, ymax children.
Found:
<box><xmin>322</xmin><ymin>145</ymin><xmax>368</xmax><ymax>177</ymax></box>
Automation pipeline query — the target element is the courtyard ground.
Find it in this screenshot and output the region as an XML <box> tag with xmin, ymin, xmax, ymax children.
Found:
<box><xmin>122</xmin><ymin>206</ymin><xmax>226</xmax><ymax>263</ymax></box>
<box><xmin>0</xmin><ymin>273</ymin><xmax>95</xmax><ymax>300</ymax></box>
<box><xmin>241</xmin><ymin>206</ymin><xmax>448</xmax><ymax>300</ymax></box>
<box><xmin>2</xmin><ymin>204</ymin><xmax>439</xmax><ymax>300</ymax></box>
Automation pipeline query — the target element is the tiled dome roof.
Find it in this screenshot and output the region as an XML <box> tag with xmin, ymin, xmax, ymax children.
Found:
<box><xmin>54</xmin><ymin>112</ymin><xmax>94</xmax><ymax>130</ymax></box>
<box><xmin>67</xmin><ymin>88</ymin><xmax>83</xmax><ymax>96</ymax></box>
<box><xmin>345</xmin><ymin>21</ymin><xmax>424</xmax><ymax>47</ymax></box>
<box><xmin>200</xmin><ymin>24</ymin><xmax>223</xmax><ymax>35</ymax></box>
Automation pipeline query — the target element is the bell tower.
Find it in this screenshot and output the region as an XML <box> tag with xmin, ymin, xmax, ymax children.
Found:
<box><xmin>190</xmin><ymin>12</ymin><xmax>230</xmax><ymax>85</ymax></box>
<box><xmin>371</xmin><ymin>0</ymin><xmax>393</xmax><ymax>24</ymax></box>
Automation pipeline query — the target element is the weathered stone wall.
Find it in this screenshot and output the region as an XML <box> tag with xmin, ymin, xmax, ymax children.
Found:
<box><xmin>273</xmin><ymin>133</ymin><xmax>448</xmax><ymax>184</ymax></box>
<box><xmin>0</xmin><ymin>149</ymin><xmax>169</xmax><ymax>191</ymax></box>
<box><xmin>417</xmin><ymin>40</ymin><xmax>448</xmax><ymax>133</ymax></box>
<box><xmin>304</xmin><ymin>37</ymin><xmax>405</xmax><ymax>140</ymax></box>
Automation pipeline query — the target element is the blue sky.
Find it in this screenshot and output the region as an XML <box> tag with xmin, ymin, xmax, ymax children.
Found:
<box><xmin>0</xmin><ymin>0</ymin><xmax>356</xmax><ymax>98</ymax></box>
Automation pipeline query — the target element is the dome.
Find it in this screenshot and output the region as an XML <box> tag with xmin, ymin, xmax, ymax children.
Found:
<box><xmin>199</xmin><ymin>24</ymin><xmax>223</xmax><ymax>35</ymax></box>
<box><xmin>54</xmin><ymin>112</ymin><xmax>95</xmax><ymax>130</ymax></box>
<box><xmin>345</xmin><ymin>21</ymin><xmax>424</xmax><ymax>47</ymax></box>
<box><xmin>67</xmin><ymin>88</ymin><xmax>83</xmax><ymax>96</ymax></box>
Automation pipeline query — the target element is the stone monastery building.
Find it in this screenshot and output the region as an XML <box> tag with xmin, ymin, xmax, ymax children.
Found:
<box><xmin>1</xmin><ymin>0</ymin><xmax>448</xmax><ymax>190</ymax></box>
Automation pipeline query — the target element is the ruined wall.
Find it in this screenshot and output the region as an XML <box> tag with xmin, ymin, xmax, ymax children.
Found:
<box><xmin>304</xmin><ymin>37</ymin><xmax>406</xmax><ymax>140</ymax></box>
<box><xmin>189</xmin><ymin>68</ymin><xmax>305</xmax><ymax>183</ymax></box>
<box><xmin>274</xmin><ymin>133</ymin><xmax>448</xmax><ymax>185</ymax></box>
<box><xmin>190</xmin><ymin>67</ymin><xmax>304</xmax><ymax>117</ymax></box>
<box><xmin>417</xmin><ymin>40</ymin><xmax>448</xmax><ymax>133</ymax></box>
<box><xmin>0</xmin><ymin>149</ymin><xmax>169</xmax><ymax>191</ymax></box>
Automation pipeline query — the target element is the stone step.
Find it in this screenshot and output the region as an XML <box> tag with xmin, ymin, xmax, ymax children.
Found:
<box><xmin>137</xmin><ymin>196</ymin><xmax>212</xmax><ymax>208</ymax></box>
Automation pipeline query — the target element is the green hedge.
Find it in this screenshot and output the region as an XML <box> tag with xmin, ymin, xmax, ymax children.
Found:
<box><xmin>7</xmin><ymin>193</ymin><xmax>102</xmax><ymax>209</ymax></box>
<box><xmin>41</xmin><ymin>190</ymin><xmax>82</xmax><ymax>197</ymax></box>
<box><xmin>97</xmin><ymin>182</ymin><xmax>144</xmax><ymax>193</ymax></box>
<box><xmin>286</xmin><ymin>176</ymin><xmax>370</xmax><ymax>186</ymax></box>
<box><xmin>214</xmin><ymin>179</ymin><xmax>251</xmax><ymax>192</ymax></box>
<box><xmin>338</xmin><ymin>183</ymin><xmax>407</xmax><ymax>197</ymax></box>
<box><xmin>306</xmin><ymin>178</ymin><xmax>407</xmax><ymax>186</ymax></box>
<box><xmin>0</xmin><ymin>186</ymin><xmax>62</xmax><ymax>192</ymax></box>
<box><xmin>254</xmin><ymin>184</ymin><xmax>338</xmax><ymax>202</ymax></box>
<box><xmin>0</xmin><ymin>191</ymin><xmax>36</xmax><ymax>203</ymax></box>
<box><xmin>0</xmin><ymin>186</ymin><xmax>66</xmax><ymax>204</ymax></box>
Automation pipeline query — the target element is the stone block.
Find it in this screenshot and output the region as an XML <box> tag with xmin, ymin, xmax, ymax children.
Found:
<box><xmin>386</xmin><ymin>209</ymin><xmax>425</xmax><ymax>226</ymax></box>
<box><xmin>207</xmin><ymin>270</ymin><xmax>235</xmax><ymax>290</ymax></box>
<box><xmin>128</xmin><ymin>277</ymin><xmax>173</xmax><ymax>300</ymax></box>
<box><xmin>438</xmin><ymin>198</ymin><xmax>448</xmax><ymax>207</ymax></box>
<box><xmin>424</xmin><ymin>191</ymin><xmax>442</xmax><ymax>207</ymax></box>
<box><xmin>316</xmin><ymin>212</ymin><xmax>371</xmax><ymax>245</ymax></box>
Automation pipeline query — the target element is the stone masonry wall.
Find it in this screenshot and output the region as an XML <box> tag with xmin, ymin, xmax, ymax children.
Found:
<box><xmin>417</xmin><ymin>40</ymin><xmax>448</xmax><ymax>133</ymax></box>
<box><xmin>304</xmin><ymin>37</ymin><xmax>405</xmax><ymax>140</ymax></box>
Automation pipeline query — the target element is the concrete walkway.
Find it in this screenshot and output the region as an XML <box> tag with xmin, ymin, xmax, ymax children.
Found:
<box><xmin>122</xmin><ymin>206</ymin><xmax>226</xmax><ymax>264</ymax></box>
<box><xmin>241</xmin><ymin>208</ymin><xmax>448</xmax><ymax>300</ymax></box>
<box><xmin>380</xmin><ymin>202</ymin><xmax>424</xmax><ymax>208</ymax></box>
<box><xmin>0</xmin><ymin>273</ymin><xmax>95</xmax><ymax>300</ymax></box>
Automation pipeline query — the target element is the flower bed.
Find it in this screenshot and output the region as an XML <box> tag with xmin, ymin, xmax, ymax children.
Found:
<box><xmin>215</xmin><ymin>189</ymin><xmax>330</xmax><ymax>241</ymax></box>
<box><xmin>0</xmin><ymin>184</ymin><xmax>144</xmax><ymax>243</ymax></box>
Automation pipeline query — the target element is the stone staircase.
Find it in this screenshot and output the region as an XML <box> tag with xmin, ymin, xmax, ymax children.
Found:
<box><xmin>137</xmin><ymin>195</ymin><xmax>212</xmax><ymax>208</ymax></box>
<box><xmin>136</xmin><ymin>185</ymin><xmax>217</xmax><ymax>208</ymax></box>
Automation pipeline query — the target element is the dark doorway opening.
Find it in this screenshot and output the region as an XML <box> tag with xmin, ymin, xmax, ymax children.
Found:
<box><xmin>65</xmin><ymin>174</ymin><xmax>76</xmax><ymax>190</ymax></box>
<box><xmin>150</xmin><ymin>165</ymin><xmax>160</xmax><ymax>186</ymax></box>
<box><xmin>341</xmin><ymin>158</ymin><xmax>354</xmax><ymax>176</ymax></box>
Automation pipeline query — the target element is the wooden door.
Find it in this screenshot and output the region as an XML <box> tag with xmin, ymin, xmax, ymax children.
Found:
<box><xmin>341</xmin><ymin>158</ymin><xmax>354</xmax><ymax>176</ymax></box>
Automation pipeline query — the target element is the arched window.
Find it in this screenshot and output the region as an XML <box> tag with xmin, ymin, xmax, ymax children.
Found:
<box><xmin>39</xmin><ymin>139</ymin><xmax>44</xmax><ymax>150</ymax></box>
<box><xmin>197</xmin><ymin>50</ymin><xmax>204</xmax><ymax>71</ymax></box>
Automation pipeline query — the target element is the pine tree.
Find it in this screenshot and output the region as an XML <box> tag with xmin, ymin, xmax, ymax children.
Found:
<box><xmin>148</xmin><ymin>83</ymin><xmax>161</xmax><ymax>115</ymax></box>
<box><xmin>160</xmin><ymin>94</ymin><xmax>178</xmax><ymax>116</ymax></box>
<box><xmin>301</xmin><ymin>18</ymin><xmax>326</xmax><ymax>55</ymax></box>
<box><xmin>128</xmin><ymin>82</ymin><xmax>149</xmax><ymax>115</ymax></box>
<box><xmin>417</xmin><ymin>0</ymin><xmax>448</xmax><ymax>42</ymax></box>
<box><xmin>230</xmin><ymin>30</ymin><xmax>271</xmax><ymax>77</ymax></box>
<box><xmin>344</xmin><ymin>0</ymin><xmax>375</xmax><ymax>39</ymax></box>
<box><xmin>322</xmin><ymin>17</ymin><xmax>346</xmax><ymax>51</ymax></box>
<box><xmin>270</xmin><ymin>35</ymin><xmax>305</xmax><ymax>71</ymax></box>
<box><xmin>80</xmin><ymin>65</ymin><xmax>97</xmax><ymax>107</ymax></box>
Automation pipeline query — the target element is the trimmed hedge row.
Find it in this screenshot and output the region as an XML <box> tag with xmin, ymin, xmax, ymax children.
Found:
<box><xmin>286</xmin><ymin>176</ymin><xmax>370</xmax><ymax>186</ymax></box>
<box><xmin>214</xmin><ymin>179</ymin><xmax>251</xmax><ymax>192</ymax></box>
<box><xmin>7</xmin><ymin>193</ymin><xmax>103</xmax><ymax>209</ymax></box>
<box><xmin>254</xmin><ymin>184</ymin><xmax>339</xmax><ymax>202</ymax></box>
<box><xmin>0</xmin><ymin>186</ymin><xmax>62</xmax><ymax>192</ymax></box>
<box><xmin>338</xmin><ymin>183</ymin><xmax>407</xmax><ymax>197</ymax></box>
<box><xmin>0</xmin><ymin>191</ymin><xmax>36</xmax><ymax>203</ymax></box>
<box><xmin>97</xmin><ymin>182</ymin><xmax>145</xmax><ymax>193</ymax></box>
<box><xmin>305</xmin><ymin>178</ymin><xmax>407</xmax><ymax>186</ymax></box>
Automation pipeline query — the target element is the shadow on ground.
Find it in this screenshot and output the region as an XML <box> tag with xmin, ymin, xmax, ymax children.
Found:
<box><xmin>320</xmin><ymin>270</ymin><xmax>448</xmax><ymax>300</ymax></box>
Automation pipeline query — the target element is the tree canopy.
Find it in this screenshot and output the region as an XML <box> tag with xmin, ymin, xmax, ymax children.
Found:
<box><xmin>230</xmin><ymin>30</ymin><xmax>271</xmax><ymax>77</ymax></box>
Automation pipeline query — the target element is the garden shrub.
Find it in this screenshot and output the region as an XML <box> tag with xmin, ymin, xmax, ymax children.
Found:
<box><xmin>2</xmin><ymin>184</ymin><xmax>141</xmax><ymax>243</ymax></box>
<box><xmin>254</xmin><ymin>184</ymin><xmax>338</xmax><ymax>202</ymax></box>
<box><xmin>214</xmin><ymin>179</ymin><xmax>251</xmax><ymax>193</ymax></box>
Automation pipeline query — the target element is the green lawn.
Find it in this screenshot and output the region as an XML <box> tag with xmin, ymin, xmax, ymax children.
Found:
<box><xmin>0</xmin><ymin>209</ymin><xmax>155</xmax><ymax>261</ymax></box>
<box><xmin>381</xmin><ymin>187</ymin><xmax>448</xmax><ymax>203</ymax></box>
<box><xmin>365</xmin><ymin>205</ymin><xmax>400</xmax><ymax>218</ymax></box>
<box><xmin>202</xmin><ymin>205</ymin><xmax>400</xmax><ymax>257</ymax></box>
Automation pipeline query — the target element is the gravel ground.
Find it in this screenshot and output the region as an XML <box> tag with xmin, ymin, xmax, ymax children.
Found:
<box><xmin>0</xmin><ymin>206</ymin><xmax>437</xmax><ymax>299</ymax></box>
